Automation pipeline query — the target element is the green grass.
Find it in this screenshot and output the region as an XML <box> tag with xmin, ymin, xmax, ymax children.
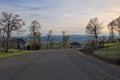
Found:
<box><xmin>0</xmin><ymin>49</ymin><xmax>36</xmax><ymax>58</ymax></box>
<box><xmin>94</xmin><ymin>42</ymin><xmax>120</xmax><ymax>62</ymax></box>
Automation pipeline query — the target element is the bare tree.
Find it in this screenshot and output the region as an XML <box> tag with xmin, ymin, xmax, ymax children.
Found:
<box><xmin>0</xmin><ymin>28</ymin><xmax>2</xmax><ymax>49</ymax></box>
<box><xmin>46</xmin><ymin>30</ymin><xmax>53</xmax><ymax>49</ymax></box>
<box><xmin>62</xmin><ymin>31</ymin><xmax>66</xmax><ymax>48</ymax></box>
<box><xmin>115</xmin><ymin>16</ymin><xmax>120</xmax><ymax>28</ymax></box>
<box><xmin>115</xmin><ymin>28</ymin><xmax>120</xmax><ymax>36</ymax></box>
<box><xmin>0</xmin><ymin>28</ymin><xmax>2</xmax><ymax>35</ymax></box>
<box><xmin>36</xmin><ymin>32</ymin><xmax>42</xmax><ymax>49</ymax></box>
<box><xmin>29</xmin><ymin>21</ymin><xmax>41</xmax><ymax>50</ymax></box>
<box><xmin>50</xmin><ymin>38</ymin><xmax>55</xmax><ymax>49</ymax></box>
<box><xmin>86</xmin><ymin>17</ymin><xmax>103</xmax><ymax>43</ymax></box>
<box><xmin>0</xmin><ymin>12</ymin><xmax>24</xmax><ymax>52</ymax></box>
<box><xmin>108</xmin><ymin>20</ymin><xmax>117</xmax><ymax>42</ymax></box>
<box><xmin>114</xmin><ymin>16</ymin><xmax>120</xmax><ymax>36</ymax></box>
<box><xmin>0</xmin><ymin>27</ymin><xmax>2</xmax><ymax>38</ymax></box>
<box><xmin>62</xmin><ymin>31</ymin><xmax>69</xmax><ymax>48</ymax></box>
<box><xmin>0</xmin><ymin>27</ymin><xmax>6</xmax><ymax>51</ymax></box>
<box><xmin>108</xmin><ymin>16</ymin><xmax>120</xmax><ymax>42</ymax></box>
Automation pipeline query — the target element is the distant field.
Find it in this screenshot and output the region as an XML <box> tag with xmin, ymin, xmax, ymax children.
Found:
<box><xmin>94</xmin><ymin>42</ymin><xmax>120</xmax><ymax>63</ymax></box>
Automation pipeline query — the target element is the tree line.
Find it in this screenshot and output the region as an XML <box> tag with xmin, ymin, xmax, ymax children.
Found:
<box><xmin>0</xmin><ymin>12</ymin><xmax>69</xmax><ymax>52</ymax></box>
<box><xmin>86</xmin><ymin>17</ymin><xmax>120</xmax><ymax>48</ymax></box>
<box><xmin>0</xmin><ymin>12</ymin><xmax>120</xmax><ymax>52</ymax></box>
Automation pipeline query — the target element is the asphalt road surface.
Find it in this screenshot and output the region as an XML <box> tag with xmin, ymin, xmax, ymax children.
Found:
<box><xmin>0</xmin><ymin>49</ymin><xmax>120</xmax><ymax>80</ymax></box>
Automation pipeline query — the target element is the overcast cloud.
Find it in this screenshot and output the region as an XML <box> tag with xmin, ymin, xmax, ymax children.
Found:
<box><xmin>0</xmin><ymin>0</ymin><xmax>120</xmax><ymax>36</ymax></box>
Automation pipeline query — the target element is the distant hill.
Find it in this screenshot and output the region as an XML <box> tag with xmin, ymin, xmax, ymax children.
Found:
<box><xmin>9</xmin><ymin>35</ymin><xmax>120</xmax><ymax>45</ymax></box>
<box><xmin>11</xmin><ymin>35</ymin><xmax>89</xmax><ymax>44</ymax></box>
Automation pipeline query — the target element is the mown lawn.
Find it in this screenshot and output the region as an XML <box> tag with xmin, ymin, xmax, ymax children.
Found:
<box><xmin>94</xmin><ymin>42</ymin><xmax>120</xmax><ymax>63</ymax></box>
<box><xmin>0</xmin><ymin>49</ymin><xmax>35</xmax><ymax>58</ymax></box>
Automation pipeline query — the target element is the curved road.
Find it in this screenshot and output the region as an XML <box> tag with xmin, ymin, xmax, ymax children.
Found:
<box><xmin>0</xmin><ymin>49</ymin><xmax>120</xmax><ymax>80</ymax></box>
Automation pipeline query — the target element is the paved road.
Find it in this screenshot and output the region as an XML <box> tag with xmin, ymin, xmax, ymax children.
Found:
<box><xmin>0</xmin><ymin>49</ymin><xmax>120</xmax><ymax>80</ymax></box>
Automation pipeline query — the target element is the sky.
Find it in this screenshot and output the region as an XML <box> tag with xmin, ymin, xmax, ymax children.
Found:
<box><xmin>0</xmin><ymin>0</ymin><xmax>120</xmax><ymax>36</ymax></box>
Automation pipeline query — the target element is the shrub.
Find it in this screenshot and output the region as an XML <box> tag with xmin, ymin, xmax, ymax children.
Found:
<box><xmin>27</xmin><ymin>44</ymin><xmax>32</xmax><ymax>50</ymax></box>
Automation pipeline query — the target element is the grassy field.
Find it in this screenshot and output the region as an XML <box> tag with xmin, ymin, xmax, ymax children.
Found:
<box><xmin>0</xmin><ymin>49</ymin><xmax>36</xmax><ymax>58</ymax></box>
<box><xmin>94</xmin><ymin>42</ymin><xmax>120</xmax><ymax>63</ymax></box>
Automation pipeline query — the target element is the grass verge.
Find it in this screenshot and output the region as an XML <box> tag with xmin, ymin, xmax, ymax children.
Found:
<box><xmin>94</xmin><ymin>42</ymin><xmax>120</xmax><ymax>64</ymax></box>
<box><xmin>0</xmin><ymin>49</ymin><xmax>36</xmax><ymax>58</ymax></box>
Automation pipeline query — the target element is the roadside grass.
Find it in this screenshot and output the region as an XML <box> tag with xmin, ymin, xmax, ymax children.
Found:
<box><xmin>0</xmin><ymin>49</ymin><xmax>36</xmax><ymax>58</ymax></box>
<box><xmin>75</xmin><ymin>50</ymin><xmax>87</xmax><ymax>55</ymax></box>
<box><xmin>94</xmin><ymin>42</ymin><xmax>120</xmax><ymax>63</ymax></box>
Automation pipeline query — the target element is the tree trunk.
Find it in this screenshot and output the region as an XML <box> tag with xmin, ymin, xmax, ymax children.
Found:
<box><xmin>94</xmin><ymin>26</ymin><xmax>98</xmax><ymax>44</ymax></box>
<box><xmin>111</xmin><ymin>26</ymin><xmax>114</xmax><ymax>43</ymax></box>
<box><xmin>33</xmin><ymin>35</ymin><xmax>36</xmax><ymax>50</ymax></box>
<box><xmin>33</xmin><ymin>27</ymin><xmax>36</xmax><ymax>50</ymax></box>
<box><xmin>94</xmin><ymin>29</ymin><xmax>98</xmax><ymax>47</ymax></box>
<box><xmin>95</xmin><ymin>35</ymin><xmax>98</xmax><ymax>43</ymax></box>
<box><xmin>6</xmin><ymin>35</ymin><xmax>10</xmax><ymax>52</ymax></box>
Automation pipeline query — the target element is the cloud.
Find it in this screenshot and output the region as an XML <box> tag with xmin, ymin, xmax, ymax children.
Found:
<box><xmin>0</xmin><ymin>0</ymin><xmax>120</xmax><ymax>36</ymax></box>
<box><xmin>27</xmin><ymin>7</ymin><xmax>48</xmax><ymax>11</ymax></box>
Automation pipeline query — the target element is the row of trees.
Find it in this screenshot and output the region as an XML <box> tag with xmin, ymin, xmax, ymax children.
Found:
<box><xmin>108</xmin><ymin>16</ymin><xmax>120</xmax><ymax>42</ymax></box>
<box><xmin>0</xmin><ymin>12</ymin><xmax>70</xmax><ymax>52</ymax></box>
<box><xmin>85</xmin><ymin>17</ymin><xmax>120</xmax><ymax>48</ymax></box>
<box><xmin>1</xmin><ymin>12</ymin><xmax>119</xmax><ymax>52</ymax></box>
